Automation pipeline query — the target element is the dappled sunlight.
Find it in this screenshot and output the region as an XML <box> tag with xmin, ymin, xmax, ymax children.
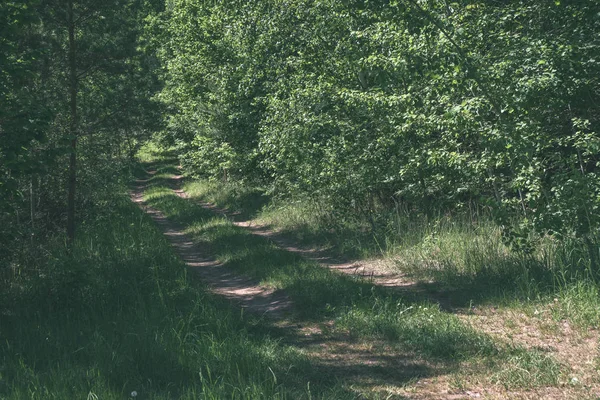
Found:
<box><xmin>136</xmin><ymin>162</ymin><xmax>578</xmax><ymax>397</ymax></box>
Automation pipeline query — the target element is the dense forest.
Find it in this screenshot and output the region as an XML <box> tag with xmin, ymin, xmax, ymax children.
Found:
<box><xmin>3</xmin><ymin>0</ymin><xmax>599</xmax><ymax>271</ymax></box>
<box><xmin>1</xmin><ymin>0</ymin><xmax>161</xmax><ymax>252</ymax></box>
<box><xmin>151</xmin><ymin>0</ymin><xmax>600</xmax><ymax>253</ymax></box>
<box><xmin>1</xmin><ymin>0</ymin><xmax>600</xmax><ymax>398</ymax></box>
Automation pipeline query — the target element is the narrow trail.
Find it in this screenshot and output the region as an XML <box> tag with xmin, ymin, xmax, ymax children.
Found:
<box><xmin>130</xmin><ymin>174</ymin><xmax>292</xmax><ymax>318</ymax></box>
<box><xmin>172</xmin><ymin>176</ymin><xmax>419</xmax><ymax>288</ymax></box>
<box><xmin>129</xmin><ymin>169</ymin><xmax>600</xmax><ymax>399</ymax></box>
<box><xmin>172</xmin><ymin>173</ymin><xmax>455</xmax><ymax>310</ymax></box>
<box><xmin>132</xmin><ymin>169</ymin><xmax>419</xmax><ymax>317</ymax></box>
<box><xmin>130</xmin><ymin>170</ymin><xmax>447</xmax><ymax>397</ymax></box>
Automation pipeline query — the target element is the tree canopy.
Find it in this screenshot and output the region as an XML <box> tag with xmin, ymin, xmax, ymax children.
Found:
<box><xmin>2</xmin><ymin>0</ymin><xmax>599</xmax><ymax>261</ymax></box>
<box><xmin>149</xmin><ymin>0</ymin><xmax>600</xmax><ymax>254</ymax></box>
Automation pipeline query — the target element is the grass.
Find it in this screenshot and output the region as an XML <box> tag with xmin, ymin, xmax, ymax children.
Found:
<box><xmin>1</xmin><ymin>146</ymin><xmax>595</xmax><ymax>398</ymax></box>
<box><xmin>490</xmin><ymin>348</ymin><xmax>563</xmax><ymax>389</ymax></box>
<box><xmin>183</xmin><ymin>182</ymin><xmax>381</xmax><ymax>259</ymax></box>
<box><xmin>0</xmin><ymin>185</ymin><xmax>356</xmax><ymax>399</ymax></box>
<box><xmin>389</xmin><ymin>219</ymin><xmax>600</xmax><ymax>330</ymax></box>
<box><xmin>139</xmin><ymin>158</ymin><xmax>572</xmax><ymax>392</ymax></box>
<box><xmin>182</xmin><ymin>171</ymin><xmax>600</xmax><ymax>332</ymax></box>
<box><xmin>183</xmin><ymin>180</ymin><xmax>269</xmax><ymax>220</ymax></box>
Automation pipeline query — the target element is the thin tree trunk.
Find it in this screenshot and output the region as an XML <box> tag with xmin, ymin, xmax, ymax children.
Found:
<box><xmin>67</xmin><ymin>0</ymin><xmax>78</xmax><ymax>248</ymax></box>
<box><xmin>30</xmin><ymin>175</ymin><xmax>35</xmax><ymax>245</ymax></box>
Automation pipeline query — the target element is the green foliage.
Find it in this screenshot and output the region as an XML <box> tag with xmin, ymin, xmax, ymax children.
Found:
<box><xmin>0</xmin><ymin>0</ymin><xmax>163</xmax><ymax>273</ymax></box>
<box><xmin>151</xmin><ymin>0</ymin><xmax>600</xmax><ymax>263</ymax></box>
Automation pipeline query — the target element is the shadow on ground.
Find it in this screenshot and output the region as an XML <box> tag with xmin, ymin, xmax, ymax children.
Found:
<box><xmin>140</xmin><ymin>164</ymin><xmax>502</xmax><ymax>355</ymax></box>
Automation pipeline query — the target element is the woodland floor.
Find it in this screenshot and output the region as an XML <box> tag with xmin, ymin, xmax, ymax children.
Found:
<box><xmin>130</xmin><ymin>164</ymin><xmax>600</xmax><ymax>400</ymax></box>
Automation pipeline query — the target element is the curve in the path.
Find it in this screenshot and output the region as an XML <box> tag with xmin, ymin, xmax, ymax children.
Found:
<box><xmin>172</xmin><ymin>175</ymin><xmax>425</xmax><ymax>289</ymax></box>
<box><xmin>130</xmin><ymin>178</ymin><xmax>293</xmax><ymax>318</ymax></box>
<box><xmin>172</xmin><ymin>174</ymin><xmax>456</xmax><ymax>310</ymax></box>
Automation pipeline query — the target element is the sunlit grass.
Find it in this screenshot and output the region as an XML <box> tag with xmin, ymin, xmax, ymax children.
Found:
<box><xmin>136</xmin><ymin>141</ymin><xmax>176</xmax><ymax>163</ymax></box>
<box><xmin>145</xmin><ymin>175</ymin><xmax>567</xmax><ymax>390</ymax></box>
<box><xmin>183</xmin><ymin>180</ymin><xmax>269</xmax><ymax>220</ymax></box>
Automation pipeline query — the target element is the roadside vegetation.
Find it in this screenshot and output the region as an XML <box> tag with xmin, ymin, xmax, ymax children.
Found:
<box><xmin>136</xmin><ymin>147</ymin><xmax>600</xmax><ymax>398</ymax></box>
<box><xmin>2</xmin><ymin>0</ymin><xmax>599</xmax><ymax>398</ymax></box>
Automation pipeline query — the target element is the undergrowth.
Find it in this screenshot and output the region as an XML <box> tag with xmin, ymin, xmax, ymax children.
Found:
<box><xmin>0</xmin><ymin>182</ymin><xmax>350</xmax><ymax>399</ymax></box>
<box><xmin>141</xmin><ymin>159</ymin><xmax>570</xmax><ymax>390</ymax></box>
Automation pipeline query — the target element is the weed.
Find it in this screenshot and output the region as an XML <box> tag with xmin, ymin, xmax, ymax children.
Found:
<box><xmin>491</xmin><ymin>348</ymin><xmax>563</xmax><ymax>389</ymax></box>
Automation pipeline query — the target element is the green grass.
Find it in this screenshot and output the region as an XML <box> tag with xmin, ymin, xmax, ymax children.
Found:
<box><xmin>136</xmin><ymin>141</ymin><xmax>177</xmax><ymax>164</ymax></box>
<box><xmin>140</xmin><ymin>160</ymin><xmax>567</xmax><ymax>390</ymax></box>
<box><xmin>490</xmin><ymin>348</ymin><xmax>563</xmax><ymax>389</ymax></box>
<box><xmin>184</xmin><ymin>181</ymin><xmax>381</xmax><ymax>259</ymax></box>
<box><xmin>183</xmin><ymin>175</ymin><xmax>600</xmax><ymax>331</ymax></box>
<box><xmin>183</xmin><ymin>180</ymin><xmax>269</xmax><ymax>220</ymax></box>
<box><xmin>386</xmin><ymin>218</ymin><xmax>600</xmax><ymax>329</ymax></box>
<box><xmin>0</xmin><ymin>188</ymin><xmax>355</xmax><ymax>399</ymax></box>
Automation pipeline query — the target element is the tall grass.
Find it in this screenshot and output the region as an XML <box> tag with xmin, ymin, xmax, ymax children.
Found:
<box><xmin>385</xmin><ymin>215</ymin><xmax>600</xmax><ymax>328</ymax></box>
<box><xmin>183</xmin><ymin>180</ymin><xmax>269</xmax><ymax>221</ymax></box>
<box><xmin>185</xmin><ymin>181</ymin><xmax>381</xmax><ymax>258</ymax></box>
<box><xmin>0</xmin><ymin>189</ymin><xmax>351</xmax><ymax>399</ymax></box>
<box><xmin>182</xmin><ymin>175</ymin><xmax>600</xmax><ymax>331</ymax></box>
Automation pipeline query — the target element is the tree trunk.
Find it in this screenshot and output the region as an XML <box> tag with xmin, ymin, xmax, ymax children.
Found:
<box><xmin>66</xmin><ymin>0</ymin><xmax>78</xmax><ymax>248</ymax></box>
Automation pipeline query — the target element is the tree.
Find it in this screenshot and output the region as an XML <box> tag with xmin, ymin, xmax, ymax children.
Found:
<box><xmin>1</xmin><ymin>0</ymin><xmax>161</xmax><ymax>264</ymax></box>
<box><xmin>37</xmin><ymin>0</ymin><xmax>161</xmax><ymax>245</ymax></box>
<box><xmin>150</xmin><ymin>0</ymin><xmax>600</xmax><ymax>257</ymax></box>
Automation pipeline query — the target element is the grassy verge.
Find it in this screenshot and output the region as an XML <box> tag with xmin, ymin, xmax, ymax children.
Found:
<box><xmin>185</xmin><ymin>180</ymin><xmax>378</xmax><ymax>259</ymax></box>
<box><xmin>181</xmin><ymin>172</ymin><xmax>600</xmax><ymax>332</ymax></box>
<box><xmin>141</xmin><ymin>160</ymin><xmax>569</xmax><ymax>391</ymax></box>
<box><xmin>0</xmin><ymin>180</ymin><xmax>355</xmax><ymax>399</ymax></box>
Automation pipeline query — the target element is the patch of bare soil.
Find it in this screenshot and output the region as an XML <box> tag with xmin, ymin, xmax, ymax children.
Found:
<box><xmin>459</xmin><ymin>307</ymin><xmax>600</xmax><ymax>399</ymax></box>
<box><xmin>288</xmin><ymin>320</ymin><xmax>598</xmax><ymax>400</ymax></box>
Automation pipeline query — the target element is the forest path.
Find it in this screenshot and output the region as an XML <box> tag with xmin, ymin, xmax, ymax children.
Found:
<box><xmin>131</xmin><ymin>167</ymin><xmax>425</xmax><ymax>316</ymax></box>
<box><xmin>130</xmin><ymin>167</ymin><xmax>455</xmax><ymax>398</ymax></box>
<box><xmin>173</xmin><ymin>175</ymin><xmax>454</xmax><ymax>301</ymax></box>
<box><xmin>176</xmin><ymin>176</ymin><xmax>459</xmax><ymax>311</ymax></box>
<box><xmin>130</xmin><ymin>165</ymin><xmax>600</xmax><ymax>400</ymax></box>
<box><xmin>130</xmin><ymin>171</ymin><xmax>293</xmax><ymax>317</ymax></box>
